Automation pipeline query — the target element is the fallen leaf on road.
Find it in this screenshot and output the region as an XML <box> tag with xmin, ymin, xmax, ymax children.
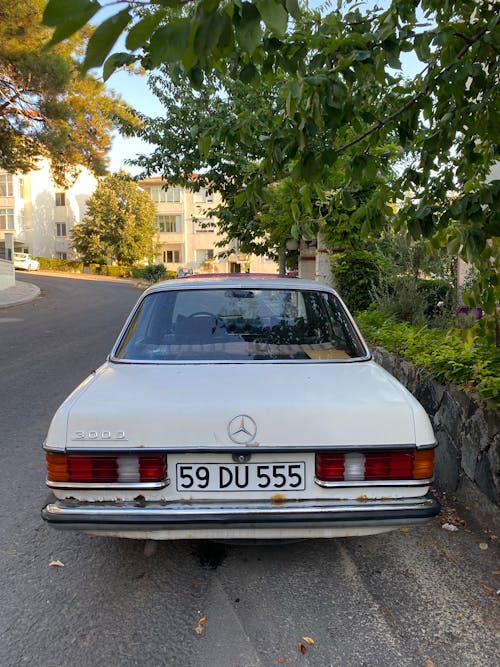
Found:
<box><xmin>302</xmin><ymin>637</ymin><xmax>314</xmax><ymax>645</ymax></box>
<box><xmin>49</xmin><ymin>560</ymin><xmax>64</xmax><ymax>567</ymax></box>
<box><xmin>382</xmin><ymin>607</ymin><xmax>390</xmax><ymax>614</ymax></box>
<box><xmin>424</xmin><ymin>659</ymin><xmax>436</xmax><ymax>667</ymax></box>
<box><xmin>195</xmin><ymin>617</ymin><xmax>206</xmax><ymax>635</ymax></box>
<box><xmin>441</xmin><ymin>550</ymin><xmax>458</xmax><ymax>565</ymax></box>
<box><xmin>298</xmin><ymin>642</ymin><xmax>307</xmax><ymax>655</ymax></box>
<box><xmin>400</xmin><ymin>527</ymin><xmax>410</xmax><ymax>534</ymax></box>
<box><xmin>480</xmin><ymin>584</ymin><xmax>495</xmax><ymax>596</ymax></box>
<box><xmin>466</xmin><ymin>599</ymin><xmax>478</xmax><ymax>608</ymax></box>
<box><xmin>278</xmin><ymin>657</ymin><xmax>285</xmax><ymax>664</ymax></box>
<box><xmin>492</xmin><ymin>570</ymin><xmax>500</xmax><ymax>575</ymax></box>
<box><xmin>479</xmin><ymin>542</ymin><xmax>489</xmax><ymax>550</ymax></box>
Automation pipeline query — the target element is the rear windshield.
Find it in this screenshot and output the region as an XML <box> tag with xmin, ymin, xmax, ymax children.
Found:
<box><xmin>114</xmin><ymin>288</ymin><xmax>367</xmax><ymax>362</ymax></box>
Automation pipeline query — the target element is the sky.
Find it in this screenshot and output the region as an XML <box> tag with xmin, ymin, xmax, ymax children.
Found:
<box><xmin>101</xmin><ymin>1</ymin><xmax>423</xmax><ymax>175</ymax></box>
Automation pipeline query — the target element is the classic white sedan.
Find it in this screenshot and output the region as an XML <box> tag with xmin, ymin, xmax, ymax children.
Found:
<box><xmin>42</xmin><ymin>275</ymin><xmax>439</xmax><ymax>540</ymax></box>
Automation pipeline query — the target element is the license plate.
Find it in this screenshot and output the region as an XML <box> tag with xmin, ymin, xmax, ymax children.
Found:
<box><xmin>176</xmin><ymin>461</ymin><xmax>306</xmax><ymax>492</ymax></box>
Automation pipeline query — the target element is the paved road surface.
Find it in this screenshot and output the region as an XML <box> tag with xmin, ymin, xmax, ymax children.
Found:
<box><xmin>1</xmin><ymin>274</ymin><xmax>498</xmax><ymax>667</ymax></box>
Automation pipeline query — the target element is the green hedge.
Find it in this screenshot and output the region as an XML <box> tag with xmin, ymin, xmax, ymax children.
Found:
<box><xmin>356</xmin><ymin>309</ymin><xmax>500</xmax><ymax>404</ymax></box>
<box><xmin>130</xmin><ymin>265</ymin><xmax>176</xmax><ymax>282</ymax></box>
<box><xmin>91</xmin><ymin>265</ymin><xmax>131</xmax><ymax>277</ymax></box>
<box><xmin>36</xmin><ymin>257</ymin><xmax>84</xmax><ymax>272</ymax></box>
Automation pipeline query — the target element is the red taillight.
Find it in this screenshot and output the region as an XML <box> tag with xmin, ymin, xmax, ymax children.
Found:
<box><xmin>316</xmin><ymin>449</ymin><xmax>434</xmax><ymax>482</ymax></box>
<box><xmin>46</xmin><ymin>452</ymin><xmax>167</xmax><ymax>484</ymax></box>
<box><xmin>315</xmin><ymin>453</ymin><xmax>344</xmax><ymax>481</ymax></box>
<box><xmin>364</xmin><ymin>452</ymin><xmax>413</xmax><ymax>480</ymax></box>
<box><xmin>139</xmin><ymin>456</ymin><xmax>167</xmax><ymax>482</ymax></box>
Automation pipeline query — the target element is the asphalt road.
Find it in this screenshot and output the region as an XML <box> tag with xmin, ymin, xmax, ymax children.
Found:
<box><xmin>0</xmin><ymin>273</ymin><xmax>498</xmax><ymax>667</ymax></box>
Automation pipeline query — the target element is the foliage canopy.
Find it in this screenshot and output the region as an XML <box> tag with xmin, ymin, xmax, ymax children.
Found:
<box><xmin>0</xmin><ymin>0</ymin><xmax>136</xmax><ymax>183</ymax></box>
<box><xmin>71</xmin><ymin>171</ymin><xmax>157</xmax><ymax>265</ymax></box>
<box><xmin>43</xmin><ymin>0</ymin><xmax>500</xmax><ymax>310</ymax></box>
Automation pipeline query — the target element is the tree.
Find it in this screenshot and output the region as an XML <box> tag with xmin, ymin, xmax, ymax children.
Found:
<box><xmin>43</xmin><ymin>0</ymin><xmax>499</xmax><ymax>311</ymax></box>
<box><xmin>72</xmin><ymin>171</ymin><xmax>157</xmax><ymax>265</ymax></box>
<box><xmin>0</xmin><ymin>0</ymin><xmax>136</xmax><ymax>183</ymax></box>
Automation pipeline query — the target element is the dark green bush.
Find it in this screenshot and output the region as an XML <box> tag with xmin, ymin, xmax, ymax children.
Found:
<box><xmin>416</xmin><ymin>278</ymin><xmax>456</xmax><ymax>321</ymax></box>
<box><xmin>131</xmin><ymin>265</ymin><xmax>176</xmax><ymax>282</ymax></box>
<box><xmin>142</xmin><ymin>264</ymin><xmax>167</xmax><ymax>283</ymax></box>
<box><xmin>331</xmin><ymin>250</ymin><xmax>388</xmax><ymax>312</ymax></box>
<box><xmin>36</xmin><ymin>257</ymin><xmax>84</xmax><ymax>272</ymax></box>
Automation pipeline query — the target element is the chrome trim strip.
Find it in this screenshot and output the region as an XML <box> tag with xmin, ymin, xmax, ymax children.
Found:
<box><xmin>108</xmin><ymin>355</ymin><xmax>373</xmax><ymax>365</ymax></box>
<box><xmin>314</xmin><ymin>477</ymin><xmax>433</xmax><ymax>488</ymax></box>
<box><xmin>43</xmin><ymin>442</ymin><xmax>436</xmax><ymax>454</ymax></box>
<box><xmin>46</xmin><ymin>479</ymin><xmax>169</xmax><ymax>490</ymax></box>
<box><xmin>42</xmin><ymin>494</ymin><xmax>440</xmax><ymax>528</ymax></box>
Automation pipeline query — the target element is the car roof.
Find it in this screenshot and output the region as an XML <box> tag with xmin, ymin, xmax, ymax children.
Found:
<box><xmin>145</xmin><ymin>274</ymin><xmax>337</xmax><ymax>295</ymax></box>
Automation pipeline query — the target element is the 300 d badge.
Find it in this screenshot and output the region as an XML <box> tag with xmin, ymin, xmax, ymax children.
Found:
<box><xmin>176</xmin><ymin>462</ymin><xmax>306</xmax><ymax>492</ymax></box>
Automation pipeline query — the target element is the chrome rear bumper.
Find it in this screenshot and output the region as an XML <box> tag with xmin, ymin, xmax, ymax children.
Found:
<box><xmin>42</xmin><ymin>494</ymin><xmax>440</xmax><ymax>534</ymax></box>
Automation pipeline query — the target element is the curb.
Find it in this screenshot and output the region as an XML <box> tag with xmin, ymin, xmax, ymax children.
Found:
<box><xmin>0</xmin><ymin>282</ymin><xmax>41</xmax><ymax>309</ymax></box>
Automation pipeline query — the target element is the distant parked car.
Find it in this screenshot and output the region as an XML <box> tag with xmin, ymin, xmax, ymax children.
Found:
<box><xmin>176</xmin><ymin>267</ymin><xmax>194</xmax><ymax>278</ymax></box>
<box><xmin>42</xmin><ymin>275</ymin><xmax>439</xmax><ymax>541</ymax></box>
<box><xmin>14</xmin><ymin>252</ymin><xmax>39</xmax><ymax>271</ymax></box>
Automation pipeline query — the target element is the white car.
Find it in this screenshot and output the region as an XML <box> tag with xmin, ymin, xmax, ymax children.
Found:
<box><xmin>14</xmin><ymin>252</ymin><xmax>40</xmax><ymax>271</ymax></box>
<box><xmin>42</xmin><ymin>276</ymin><xmax>439</xmax><ymax>540</ymax></box>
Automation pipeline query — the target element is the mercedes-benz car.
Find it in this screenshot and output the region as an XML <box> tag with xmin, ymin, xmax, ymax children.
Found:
<box><xmin>42</xmin><ymin>275</ymin><xmax>439</xmax><ymax>540</ymax></box>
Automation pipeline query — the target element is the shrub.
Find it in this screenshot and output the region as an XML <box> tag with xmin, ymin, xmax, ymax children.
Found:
<box><xmin>36</xmin><ymin>257</ymin><xmax>84</xmax><ymax>272</ymax></box>
<box><xmin>88</xmin><ymin>264</ymin><xmax>131</xmax><ymax>277</ymax></box>
<box><xmin>373</xmin><ymin>276</ymin><xmax>456</xmax><ymax>327</ymax></box>
<box><xmin>142</xmin><ymin>264</ymin><xmax>167</xmax><ymax>283</ymax></box>
<box><xmin>131</xmin><ymin>265</ymin><xmax>176</xmax><ymax>282</ymax></box>
<box><xmin>331</xmin><ymin>250</ymin><xmax>388</xmax><ymax>313</ymax></box>
<box><xmin>356</xmin><ymin>308</ymin><xmax>500</xmax><ymax>404</ymax></box>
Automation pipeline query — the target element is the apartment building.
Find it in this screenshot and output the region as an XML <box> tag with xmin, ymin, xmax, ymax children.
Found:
<box><xmin>0</xmin><ymin>160</ymin><xmax>97</xmax><ymax>260</ymax></box>
<box><xmin>139</xmin><ymin>176</ymin><xmax>278</xmax><ymax>274</ymax></box>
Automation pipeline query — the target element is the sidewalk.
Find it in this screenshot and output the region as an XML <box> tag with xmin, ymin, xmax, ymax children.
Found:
<box><xmin>0</xmin><ymin>281</ymin><xmax>40</xmax><ymax>308</ymax></box>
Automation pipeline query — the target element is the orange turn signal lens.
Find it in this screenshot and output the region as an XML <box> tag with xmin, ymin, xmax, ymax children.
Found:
<box><xmin>46</xmin><ymin>452</ymin><xmax>69</xmax><ymax>482</ymax></box>
<box><xmin>413</xmin><ymin>449</ymin><xmax>435</xmax><ymax>479</ymax></box>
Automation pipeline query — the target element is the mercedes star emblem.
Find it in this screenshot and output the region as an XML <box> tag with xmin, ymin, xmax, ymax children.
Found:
<box><xmin>227</xmin><ymin>414</ymin><xmax>257</xmax><ymax>445</ymax></box>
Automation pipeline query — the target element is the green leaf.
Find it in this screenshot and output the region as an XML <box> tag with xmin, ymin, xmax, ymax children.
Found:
<box><xmin>103</xmin><ymin>52</ymin><xmax>136</xmax><ymax>81</ymax></box>
<box><xmin>199</xmin><ymin>133</ymin><xmax>211</xmax><ymax>158</ymax></box>
<box><xmin>150</xmin><ymin>19</ymin><xmax>191</xmax><ymax>66</ymax></box>
<box><xmin>257</xmin><ymin>0</ymin><xmax>288</xmax><ymax>37</ymax></box>
<box><xmin>285</xmin><ymin>0</ymin><xmax>301</xmax><ymax>20</ymax></box>
<box><xmin>126</xmin><ymin>11</ymin><xmax>167</xmax><ymax>51</ymax></box>
<box><xmin>46</xmin><ymin>8</ymin><xmax>100</xmax><ymax>48</ymax></box>
<box><xmin>188</xmin><ymin>65</ymin><xmax>204</xmax><ymax>89</ymax></box>
<box><xmin>83</xmin><ymin>9</ymin><xmax>131</xmax><ymax>71</ymax></box>
<box><xmin>235</xmin><ymin>4</ymin><xmax>262</xmax><ymax>54</ymax></box>
<box><xmin>43</xmin><ymin>0</ymin><xmax>100</xmax><ymax>27</ymax></box>
<box><xmin>194</xmin><ymin>13</ymin><xmax>225</xmax><ymax>56</ymax></box>
<box><xmin>240</xmin><ymin>63</ymin><xmax>258</xmax><ymax>83</ymax></box>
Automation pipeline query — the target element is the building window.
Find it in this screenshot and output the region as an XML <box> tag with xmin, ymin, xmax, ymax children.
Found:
<box><xmin>55</xmin><ymin>192</ymin><xmax>66</xmax><ymax>206</ymax></box>
<box><xmin>56</xmin><ymin>252</ymin><xmax>67</xmax><ymax>260</ymax></box>
<box><xmin>156</xmin><ymin>214</ymin><xmax>182</xmax><ymax>233</ymax></box>
<box><xmin>192</xmin><ymin>217</ymin><xmax>215</xmax><ymax>233</ymax></box>
<box><xmin>0</xmin><ymin>174</ymin><xmax>14</xmax><ymax>197</ymax></box>
<box><xmin>194</xmin><ymin>189</ymin><xmax>213</xmax><ymax>203</ymax></box>
<box><xmin>195</xmin><ymin>249</ymin><xmax>214</xmax><ymax>264</ymax></box>
<box><xmin>56</xmin><ymin>223</ymin><xmax>67</xmax><ymax>237</ymax></box>
<box><xmin>0</xmin><ymin>208</ymin><xmax>15</xmax><ymax>229</ymax></box>
<box><xmin>150</xmin><ymin>186</ymin><xmax>181</xmax><ymax>203</ymax></box>
<box><xmin>164</xmin><ymin>250</ymin><xmax>181</xmax><ymax>263</ymax></box>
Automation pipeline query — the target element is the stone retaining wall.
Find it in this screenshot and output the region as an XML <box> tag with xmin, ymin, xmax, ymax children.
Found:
<box><xmin>372</xmin><ymin>347</ymin><xmax>499</xmax><ymax>529</ymax></box>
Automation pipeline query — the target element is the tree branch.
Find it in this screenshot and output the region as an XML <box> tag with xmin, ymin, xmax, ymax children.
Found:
<box><xmin>334</xmin><ymin>26</ymin><xmax>488</xmax><ymax>156</ymax></box>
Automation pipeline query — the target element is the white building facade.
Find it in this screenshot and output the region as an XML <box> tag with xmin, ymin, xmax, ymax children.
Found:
<box><xmin>0</xmin><ymin>160</ymin><xmax>98</xmax><ymax>260</ymax></box>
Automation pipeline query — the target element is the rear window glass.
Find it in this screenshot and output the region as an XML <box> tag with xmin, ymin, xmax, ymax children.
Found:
<box><xmin>114</xmin><ymin>288</ymin><xmax>367</xmax><ymax>362</ymax></box>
